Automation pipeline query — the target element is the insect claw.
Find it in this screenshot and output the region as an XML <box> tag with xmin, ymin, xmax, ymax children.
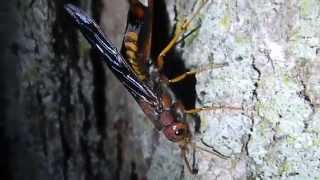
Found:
<box><xmin>199</xmin><ymin>138</ymin><xmax>230</xmax><ymax>159</ymax></box>
<box><xmin>191</xmin><ymin>168</ymin><xmax>199</xmax><ymax>174</ymax></box>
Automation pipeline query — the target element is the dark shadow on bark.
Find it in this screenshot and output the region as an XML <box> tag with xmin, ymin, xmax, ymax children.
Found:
<box><xmin>152</xmin><ymin>0</ymin><xmax>196</xmax><ymax>110</ymax></box>
<box><xmin>0</xmin><ymin>1</ymin><xmax>21</xmax><ymax>180</ymax></box>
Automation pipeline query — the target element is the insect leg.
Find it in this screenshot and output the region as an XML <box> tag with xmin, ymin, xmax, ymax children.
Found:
<box><xmin>184</xmin><ymin>105</ymin><xmax>242</xmax><ymax>114</ymax></box>
<box><xmin>191</xmin><ymin>141</ymin><xmax>230</xmax><ymax>159</ymax></box>
<box><xmin>156</xmin><ymin>0</ymin><xmax>209</xmax><ymax>70</ymax></box>
<box><xmin>165</xmin><ymin>63</ymin><xmax>228</xmax><ymax>84</ymax></box>
<box><xmin>181</xmin><ymin>147</ymin><xmax>198</xmax><ymax>174</ymax></box>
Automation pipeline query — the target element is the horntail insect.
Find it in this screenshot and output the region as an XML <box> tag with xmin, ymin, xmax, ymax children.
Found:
<box><xmin>64</xmin><ymin>0</ymin><xmax>240</xmax><ymax>174</ymax></box>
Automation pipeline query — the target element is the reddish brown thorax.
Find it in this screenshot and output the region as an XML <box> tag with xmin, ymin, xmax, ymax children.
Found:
<box><xmin>160</xmin><ymin>111</ymin><xmax>174</xmax><ymax>126</ymax></box>
<box><xmin>160</xmin><ymin>93</ymin><xmax>191</xmax><ymax>142</ymax></box>
<box><xmin>161</xmin><ymin>94</ymin><xmax>172</xmax><ymax>110</ymax></box>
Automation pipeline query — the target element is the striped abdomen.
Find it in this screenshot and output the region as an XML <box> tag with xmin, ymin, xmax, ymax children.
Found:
<box><xmin>123</xmin><ymin>31</ymin><xmax>146</xmax><ymax>80</ymax></box>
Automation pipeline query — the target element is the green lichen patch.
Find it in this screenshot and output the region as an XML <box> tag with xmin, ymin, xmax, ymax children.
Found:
<box><xmin>299</xmin><ymin>0</ymin><xmax>320</xmax><ymax>18</ymax></box>
<box><xmin>249</xmin><ymin>71</ymin><xmax>317</xmax><ymax>179</ymax></box>
<box><xmin>219</xmin><ymin>14</ymin><xmax>231</xmax><ymax>31</ymax></box>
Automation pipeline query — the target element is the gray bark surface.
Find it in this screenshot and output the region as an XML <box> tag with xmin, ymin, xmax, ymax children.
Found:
<box><xmin>165</xmin><ymin>0</ymin><xmax>320</xmax><ymax>179</ymax></box>
<box><xmin>2</xmin><ymin>0</ymin><xmax>319</xmax><ymax>180</ymax></box>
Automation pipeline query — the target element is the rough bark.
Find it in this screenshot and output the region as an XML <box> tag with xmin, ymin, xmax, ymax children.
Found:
<box><xmin>2</xmin><ymin>0</ymin><xmax>132</xmax><ymax>179</ymax></box>
<box><xmin>2</xmin><ymin>0</ymin><xmax>320</xmax><ymax>180</ymax></box>
<box><xmin>168</xmin><ymin>0</ymin><xmax>320</xmax><ymax>179</ymax></box>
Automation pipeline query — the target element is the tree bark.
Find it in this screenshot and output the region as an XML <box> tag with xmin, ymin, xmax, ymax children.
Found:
<box><xmin>169</xmin><ymin>0</ymin><xmax>320</xmax><ymax>179</ymax></box>
<box><xmin>2</xmin><ymin>0</ymin><xmax>320</xmax><ymax>180</ymax></box>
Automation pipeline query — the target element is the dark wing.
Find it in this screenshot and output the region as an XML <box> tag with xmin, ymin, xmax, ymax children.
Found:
<box><xmin>64</xmin><ymin>4</ymin><xmax>160</xmax><ymax>108</ymax></box>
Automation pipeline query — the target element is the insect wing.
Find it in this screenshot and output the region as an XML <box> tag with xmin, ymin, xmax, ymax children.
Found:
<box><xmin>64</xmin><ymin>4</ymin><xmax>159</xmax><ymax>107</ymax></box>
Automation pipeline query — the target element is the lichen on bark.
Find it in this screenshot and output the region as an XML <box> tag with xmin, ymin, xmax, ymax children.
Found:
<box><xmin>3</xmin><ymin>0</ymin><xmax>320</xmax><ymax>179</ymax></box>
<box><xmin>169</xmin><ymin>0</ymin><xmax>320</xmax><ymax>179</ymax></box>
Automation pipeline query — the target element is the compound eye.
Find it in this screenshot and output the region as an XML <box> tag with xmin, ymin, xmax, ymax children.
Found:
<box><xmin>163</xmin><ymin>123</ymin><xmax>189</xmax><ymax>142</ymax></box>
<box><xmin>175</xmin><ymin>128</ymin><xmax>184</xmax><ymax>136</ymax></box>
